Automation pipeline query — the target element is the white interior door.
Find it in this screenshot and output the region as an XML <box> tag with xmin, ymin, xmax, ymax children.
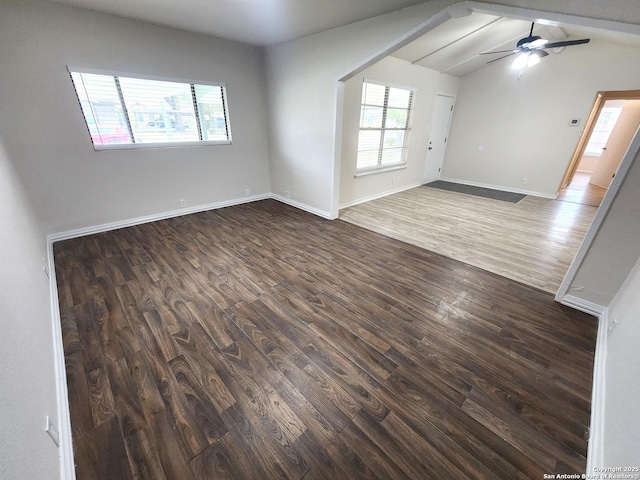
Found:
<box><xmin>422</xmin><ymin>94</ymin><xmax>455</xmax><ymax>184</ymax></box>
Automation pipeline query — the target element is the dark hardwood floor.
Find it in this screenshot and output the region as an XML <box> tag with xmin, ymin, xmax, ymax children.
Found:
<box><xmin>54</xmin><ymin>199</ymin><xmax>598</xmax><ymax>479</ymax></box>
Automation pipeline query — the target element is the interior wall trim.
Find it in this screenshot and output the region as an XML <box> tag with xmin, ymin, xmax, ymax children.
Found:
<box><xmin>587</xmin><ymin>308</ymin><xmax>608</xmax><ymax>474</ymax></box>
<box><xmin>559</xmin><ymin>293</ymin><xmax>606</xmax><ymax>475</ymax></box>
<box><xmin>48</xmin><ymin>193</ymin><xmax>271</xmax><ymax>242</ymax></box>
<box><xmin>559</xmin><ymin>294</ymin><xmax>606</xmax><ymax>317</ymax></box>
<box><xmin>47</xmin><ymin>241</ymin><xmax>76</xmax><ymax>480</ymax></box>
<box><xmin>270</xmin><ymin>194</ymin><xmax>335</xmax><ymax>219</ymax></box>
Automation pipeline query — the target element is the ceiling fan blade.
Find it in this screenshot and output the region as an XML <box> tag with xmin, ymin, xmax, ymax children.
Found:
<box><xmin>542</xmin><ymin>38</ymin><xmax>590</xmax><ymax>49</ymax></box>
<box><xmin>479</xmin><ymin>49</ymin><xmax>518</xmax><ymax>55</ymax></box>
<box><xmin>486</xmin><ymin>52</ymin><xmax>516</xmax><ymax>64</ymax></box>
<box><xmin>536</xmin><ymin>49</ymin><xmax>549</xmax><ymax>57</ymax></box>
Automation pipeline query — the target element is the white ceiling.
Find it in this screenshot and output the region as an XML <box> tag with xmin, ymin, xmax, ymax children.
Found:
<box><xmin>45</xmin><ymin>0</ymin><xmax>640</xmax><ymax>74</ymax></box>
<box><xmin>392</xmin><ymin>11</ymin><xmax>640</xmax><ymax>77</ymax></box>
<box><xmin>45</xmin><ymin>0</ymin><xmax>430</xmax><ymax>46</ymax></box>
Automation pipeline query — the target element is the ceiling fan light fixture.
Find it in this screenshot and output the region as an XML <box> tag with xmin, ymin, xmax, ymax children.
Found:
<box><xmin>511</xmin><ymin>52</ymin><xmax>529</xmax><ymax>69</ymax></box>
<box><xmin>511</xmin><ymin>51</ymin><xmax>542</xmax><ymax>70</ymax></box>
<box><xmin>527</xmin><ymin>52</ymin><xmax>541</xmax><ymax>67</ymax></box>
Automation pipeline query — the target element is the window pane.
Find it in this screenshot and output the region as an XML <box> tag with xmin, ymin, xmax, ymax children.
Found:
<box><xmin>362</xmin><ymin>83</ymin><xmax>386</xmax><ymax>106</ymax></box>
<box><xmin>70</xmin><ymin>72</ymin><xmax>132</xmax><ymax>146</ymax></box>
<box><xmin>383</xmin><ymin>130</ymin><xmax>406</xmax><ymax>149</ymax></box>
<box><xmin>360</xmin><ymin>106</ymin><xmax>383</xmax><ymax>128</ymax></box>
<box><xmin>358</xmin><ymin>129</ymin><xmax>382</xmax><ymax>169</ymax></box>
<box><xmin>387</xmin><ymin>87</ymin><xmax>411</xmax><ymax>108</ymax></box>
<box><xmin>381</xmin><ymin>148</ymin><xmax>404</xmax><ymax>165</ymax></box>
<box><xmin>119</xmin><ymin>77</ymin><xmax>199</xmax><ymax>144</ymax></box>
<box><xmin>385</xmin><ymin>108</ymin><xmax>408</xmax><ymax>128</ymax></box>
<box><xmin>358</xmin><ymin>130</ymin><xmax>381</xmax><ymax>153</ymax></box>
<box><xmin>356</xmin><ymin>82</ymin><xmax>412</xmax><ymax>172</ymax></box>
<box><xmin>357</xmin><ymin>149</ymin><xmax>380</xmax><ymax>169</ymax></box>
<box><xmin>194</xmin><ymin>84</ymin><xmax>229</xmax><ymax>142</ymax></box>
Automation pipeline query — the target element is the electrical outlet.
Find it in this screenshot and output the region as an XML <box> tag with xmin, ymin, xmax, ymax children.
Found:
<box><xmin>285</xmin><ymin>190</ymin><xmax>290</xmax><ymax>198</ymax></box>
<box><xmin>245</xmin><ymin>188</ymin><xmax>251</xmax><ymax>197</ymax></box>
<box><xmin>521</xmin><ymin>178</ymin><xmax>528</xmax><ymax>185</ymax></box>
<box><xmin>179</xmin><ymin>199</ymin><xmax>186</xmax><ymax>208</ymax></box>
<box><xmin>45</xmin><ymin>415</ymin><xmax>60</xmax><ymax>447</ymax></box>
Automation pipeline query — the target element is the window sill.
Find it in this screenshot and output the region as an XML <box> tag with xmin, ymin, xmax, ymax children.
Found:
<box><xmin>355</xmin><ymin>163</ymin><xmax>407</xmax><ymax>177</ymax></box>
<box><xmin>93</xmin><ymin>140</ymin><xmax>231</xmax><ymax>151</ymax></box>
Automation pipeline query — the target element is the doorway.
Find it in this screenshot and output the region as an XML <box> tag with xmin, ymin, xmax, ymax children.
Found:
<box><xmin>559</xmin><ymin>90</ymin><xmax>640</xmax><ymax>206</ymax></box>
<box><xmin>422</xmin><ymin>94</ymin><xmax>454</xmax><ymax>184</ymax></box>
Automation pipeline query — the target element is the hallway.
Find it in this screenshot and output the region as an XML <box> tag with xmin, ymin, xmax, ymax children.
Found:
<box><xmin>555</xmin><ymin>172</ymin><xmax>607</xmax><ymax>207</ymax></box>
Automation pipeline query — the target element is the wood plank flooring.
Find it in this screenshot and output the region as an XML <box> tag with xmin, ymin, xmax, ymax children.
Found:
<box><xmin>340</xmin><ymin>186</ymin><xmax>598</xmax><ymax>293</ymax></box>
<box><xmin>54</xmin><ymin>199</ymin><xmax>598</xmax><ymax>479</ymax></box>
<box><xmin>556</xmin><ymin>172</ymin><xmax>607</xmax><ymax>207</ymax></box>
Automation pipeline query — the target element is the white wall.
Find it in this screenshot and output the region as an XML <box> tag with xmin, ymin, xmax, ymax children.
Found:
<box><xmin>577</xmin><ymin>155</ymin><xmax>598</xmax><ymax>173</ymax></box>
<box><xmin>602</xmin><ymin>256</ymin><xmax>640</xmax><ymax>466</ymax></box>
<box><xmin>0</xmin><ymin>0</ymin><xmax>271</xmax><ymax>234</ymax></box>
<box><xmin>0</xmin><ymin>136</ymin><xmax>60</xmax><ymax>479</ymax></box>
<box><xmin>339</xmin><ymin>56</ymin><xmax>459</xmax><ymax>207</ymax></box>
<box><xmin>266</xmin><ymin>0</ymin><xmax>454</xmax><ymax>218</ymax></box>
<box><xmin>441</xmin><ymin>40</ymin><xmax>640</xmax><ymax>197</ymax></box>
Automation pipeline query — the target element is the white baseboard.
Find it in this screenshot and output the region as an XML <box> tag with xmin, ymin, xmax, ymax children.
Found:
<box><xmin>48</xmin><ymin>193</ymin><xmax>337</xmax><ymax>243</ymax></box>
<box><xmin>586</xmin><ymin>308</ymin><xmax>608</xmax><ymax>474</ymax></box>
<box><xmin>48</xmin><ymin>193</ymin><xmax>271</xmax><ymax>242</ymax></box>
<box><xmin>559</xmin><ymin>294</ymin><xmax>606</xmax><ymax>317</ymax></box>
<box><xmin>47</xmin><ymin>243</ymin><xmax>76</xmax><ymax>480</ymax></box>
<box><xmin>270</xmin><ymin>194</ymin><xmax>334</xmax><ymax>219</ymax></box>
<box><xmin>558</xmin><ymin>293</ymin><xmax>606</xmax><ymax>474</ymax></box>
<box><xmin>438</xmin><ymin>177</ymin><xmax>557</xmax><ymax>199</ymax></box>
<box><xmin>339</xmin><ymin>182</ymin><xmax>422</xmax><ymax>209</ymax></box>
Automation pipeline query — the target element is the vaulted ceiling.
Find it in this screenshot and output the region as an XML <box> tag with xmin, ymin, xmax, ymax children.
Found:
<box><xmin>391</xmin><ymin>11</ymin><xmax>640</xmax><ymax>77</ymax></box>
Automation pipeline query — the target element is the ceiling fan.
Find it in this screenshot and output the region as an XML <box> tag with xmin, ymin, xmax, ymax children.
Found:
<box><xmin>481</xmin><ymin>22</ymin><xmax>590</xmax><ymax>70</ymax></box>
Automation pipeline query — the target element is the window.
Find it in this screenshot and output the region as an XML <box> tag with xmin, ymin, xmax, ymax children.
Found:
<box><xmin>356</xmin><ymin>81</ymin><xmax>414</xmax><ymax>173</ymax></box>
<box><xmin>69</xmin><ymin>69</ymin><xmax>231</xmax><ymax>150</ymax></box>
<box><xmin>584</xmin><ymin>106</ymin><xmax>622</xmax><ymax>156</ymax></box>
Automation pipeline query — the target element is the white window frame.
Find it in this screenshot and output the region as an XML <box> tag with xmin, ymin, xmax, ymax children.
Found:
<box><xmin>68</xmin><ymin>67</ymin><xmax>232</xmax><ymax>150</ymax></box>
<box><xmin>355</xmin><ymin>80</ymin><xmax>415</xmax><ymax>176</ymax></box>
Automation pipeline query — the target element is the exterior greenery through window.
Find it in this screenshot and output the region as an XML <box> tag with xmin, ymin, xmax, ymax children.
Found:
<box><xmin>69</xmin><ymin>69</ymin><xmax>231</xmax><ymax>150</ymax></box>
<box><xmin>357</xmin><ymin>81</ymin><xmax>414</xmax><ymax>173</ymax></box>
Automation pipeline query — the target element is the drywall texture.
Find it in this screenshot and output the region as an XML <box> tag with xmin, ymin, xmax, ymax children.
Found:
<box><xmin>442</xmin><ymin>40</ymin><xmax>640</xmax><ymax>197</ymax></box>
<box><xmin>339</xmin><ymin>56</ymin><xmax>459</xmax><ymax>207</ymax></box>
<box><xmin>0</xmin><ymin>136</ymin><xmax>59</xmax><ymax>479</ymax></box>
<box><xmin>0</xmin><ymin>0</ymin><xmax>271</xmax><ymax>234</ymax></box>
<box><xmin>603</xmin><ymin>257</ymin><xmax>640</xmax><ymax>467</ymax></box>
